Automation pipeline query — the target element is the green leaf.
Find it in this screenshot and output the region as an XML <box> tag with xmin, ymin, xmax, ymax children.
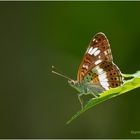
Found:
<box><xmin>66</xmin><ymin>71</ymin><xmax>140</xmax><ymax>124</ymax></box>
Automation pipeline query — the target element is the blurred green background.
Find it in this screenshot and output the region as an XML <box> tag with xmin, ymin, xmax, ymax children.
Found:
<box><xmin>1</xmin><ymin>1</ymin><xmax>140</xmax><ymax>138</ymax></box>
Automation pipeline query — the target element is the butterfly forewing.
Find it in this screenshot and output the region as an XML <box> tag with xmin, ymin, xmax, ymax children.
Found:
<box><xmin>77</xmin><ymin>32</ymin><xmax>123</xmax><ymax>91</ymax></box>
<box><xmin>77</xmin><ymin>32</ymin><xmax>112</xmax><ymax>81</ymax></box>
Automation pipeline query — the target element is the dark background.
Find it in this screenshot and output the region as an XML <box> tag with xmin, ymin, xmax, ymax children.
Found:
<box><xmin>1</xmin><ymin>1</ymin><xmax>140</xmax><ymax>138</ymax></box>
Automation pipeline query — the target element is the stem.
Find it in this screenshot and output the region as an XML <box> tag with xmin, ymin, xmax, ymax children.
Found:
<box><xmin>122</xmin><ymin>73</ymin><xmax>134</xmax><ymax>78</ymax></box>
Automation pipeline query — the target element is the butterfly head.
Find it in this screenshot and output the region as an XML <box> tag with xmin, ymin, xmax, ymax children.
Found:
<box><xmin>68</xmin><ymin>79</ymin><xmax>86</xmax><ymax>93</ymax></box>
<box><xmin>52</xmin><ymin>66</ymin><xmax>84</xmax><ymax>93</ymax></box>
<box><xmin>68</xmin><ymin>80</ymin><xmax>80</xmax><ymax>91</ymax></box>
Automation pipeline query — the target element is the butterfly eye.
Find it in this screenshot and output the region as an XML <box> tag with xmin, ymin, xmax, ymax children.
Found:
<box><xmin>68</xmin><ymin>80</ymin><xmax>73</xmax><ymax>85</ymax></box>
<box><xmin>68</xmin><ymin>80</ymin><xmax>76</xmax><ymax>86</ymax></box>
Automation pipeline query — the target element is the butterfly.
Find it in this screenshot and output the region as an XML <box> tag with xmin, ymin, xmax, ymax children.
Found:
<box><xmin>52</xmin><ymin>32</ymin><xmax>123</xmax><ymax>108</ymax></box>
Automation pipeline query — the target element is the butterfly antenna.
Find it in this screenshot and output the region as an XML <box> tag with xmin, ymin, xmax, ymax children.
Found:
<box><xmin>51</xmin><ymin>65</ymin><xmax>72</xmax><ymax>80</ymax></box>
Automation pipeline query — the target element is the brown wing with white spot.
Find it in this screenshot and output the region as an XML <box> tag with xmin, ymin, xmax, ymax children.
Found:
<box><xmin>91</xmin><ymin>61</ymin><xmax>123</xmax><ymax>90</ymax></box>
<box><xmin>77</xmin><ymin>32</ymin><xmax>113</xmax><ymax>81</ymax></box>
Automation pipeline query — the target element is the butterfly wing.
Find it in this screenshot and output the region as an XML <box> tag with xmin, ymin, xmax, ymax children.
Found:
<box><xmin>84</xmin><ymin>61</ymin><xmax>123</xmax><ymax>90</ymax></box>
<box><xmin>77</xmin><ymin>32</ymin><xmax>112</xmax><ymax>81</ymax></box>
<box><xmin>77</xmin><ymin>32</ymin><xmax>123</xmax><ymax>90</ymax></box>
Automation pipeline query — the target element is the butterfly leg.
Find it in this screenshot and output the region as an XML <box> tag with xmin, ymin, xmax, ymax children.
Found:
<box><xmin>91</xmin><ymin>92</ymin><xmax>99</xmax><ymax>98</ymax></box>
<box><xmin>78</xmin><ymin>93</ymin><xmax>97</xmax><ymax>109</ymax></box>
<box><xmin>78</xmin><ymin>92</ymin><xmax>99</xmax><ymax>109</ymax></box>
<box><xmin>78</xmin><ymin>94</ymin><xmax>84</xmax><ymax>109</ymax></box>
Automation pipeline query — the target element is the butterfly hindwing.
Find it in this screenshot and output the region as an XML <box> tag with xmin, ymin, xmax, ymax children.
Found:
<box><xmin>91</xmin><ymin>61</ymin><xmax>123</xmax><ymax>90</ymax></box>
